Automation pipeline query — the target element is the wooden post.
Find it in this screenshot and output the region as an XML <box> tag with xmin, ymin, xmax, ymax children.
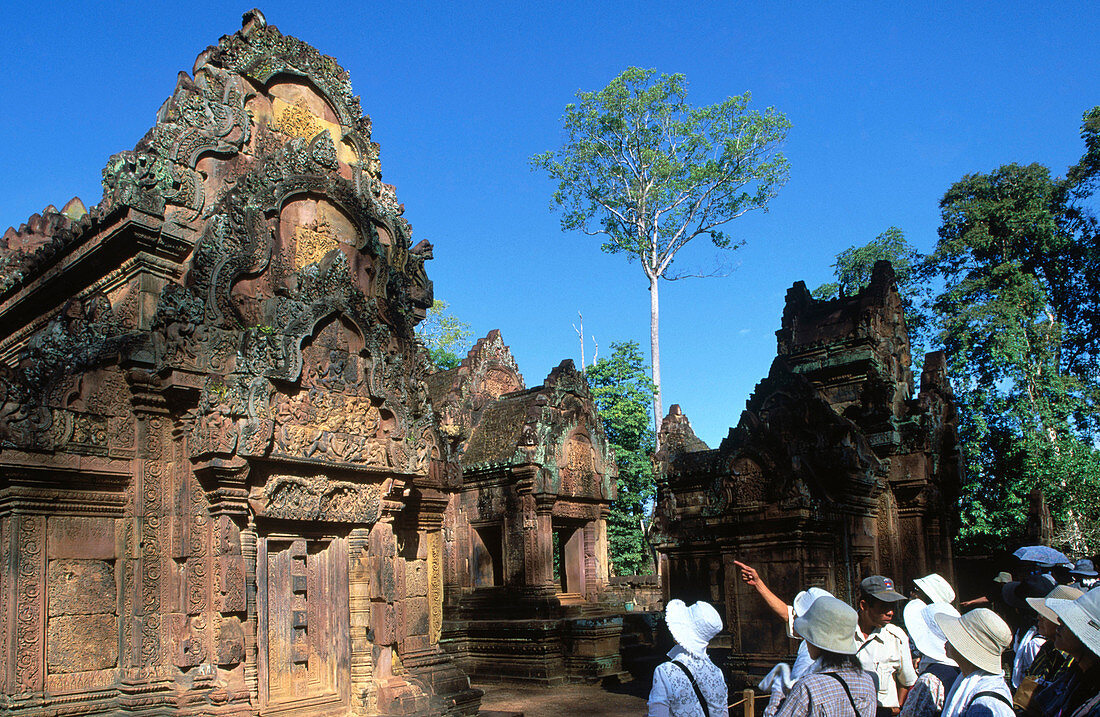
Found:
<box><xmin>742</xmin><ymin>688</ymin><xmax>755</xmax><ymax>717</ymax></box>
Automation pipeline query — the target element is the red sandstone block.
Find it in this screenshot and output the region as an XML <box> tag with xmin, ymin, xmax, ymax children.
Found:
<box><xmin>401</xmin><ymin>633</ymin><xmax>429</xmax><ymax>653</ymax></box>
<box><xmin>46</xmin><ymin>516</ymin><xmax>116</xmax><ymax>559</ymax></box>
<box><xmin>394</xmin><ymin>599</ymin><xmax>407</xmax><ymax>641</ymax></box>
<box><xmin>371</xmin><ymin>603</ymin><xmax>395</xmax><ymax>644</ymax></box>
<box><xmin>216</xmin><ymin>554</ymin><xmax>246</xmax><ymax>613</ymax></box>
<box><xmin>394</xmin><ymin>557</ymin><xmax>406</xmax><ymax>597</ymax></box>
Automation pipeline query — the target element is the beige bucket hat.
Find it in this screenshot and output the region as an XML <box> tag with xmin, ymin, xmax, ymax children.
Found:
<box><xmin>1027</xmin><ymin>585</ymin><xmax>1083</xmax><ymax>624</ymax></box>
<box><xmin>914</xmin><ymin>573</ymin><xmax>956</xmax><ymax>604</ymax></box>
<box><xmin>1046</xmin><ymin>587</ymin><xmax>1100</xmax><ymax>658</ymax></box>
<box><xmin>935</xmin><ymin>607</ymin><xmax>1012</xmax><ymax>674</ymax></box>
<box><xmin>665</xmin><ymin>599</ymin><xmax>723</xmax><ymax>656</ymax></box>
<box><xmin>794</xmin><ymin>595</ymin><xmax>860</xmax><ymax>655</ymax></box>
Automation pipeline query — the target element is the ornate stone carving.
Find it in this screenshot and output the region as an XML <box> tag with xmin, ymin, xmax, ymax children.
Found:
<box><xmin>15</xmin><ymin>516</ymin><xmax>44</xmax><ymax>693</ymax></box>
<box><xmin>258</xmin><ymin>474</ymin><xmax>382</xmax><ymax>524</ymax></box>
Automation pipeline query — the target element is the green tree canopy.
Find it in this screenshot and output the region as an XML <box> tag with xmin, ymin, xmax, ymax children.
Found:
<box><xmin>533</xmin><ymin>67</ymin><xmax>790</xmax><ymax>434</ymax></box>
<box><xmin>927</xmin><ymin>106</ymin><xmax>1100</xmax><ymax>553</ymax></box>
<box><xmin>586</xmin><ymin>341</ymin><xmax>656</xmax><ymax>575</ymax></box>
<box><xmin>416</xmin><ymin>300</ymin><xmax>473</xmax><ymax>370</ymax></box>
<box><xmin>813</xmin><ymin>226</ymin><xmax>928</xmax><ymax>354</ymax></box>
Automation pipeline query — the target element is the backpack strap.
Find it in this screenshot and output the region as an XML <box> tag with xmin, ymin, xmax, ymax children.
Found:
<box><xmin>822</xmin><ymin>671</ymin><xmax>861</xmax><ymax>716</ymax></box>
<box><xmin>971</xmin><ymin>690</ymin><xmax>1013</xmax><ymax>708</ymax></box>
<box><xmin>670</xmin><ymin>660</ymin><xmax>711</xmax><ymax>717</ymax></box>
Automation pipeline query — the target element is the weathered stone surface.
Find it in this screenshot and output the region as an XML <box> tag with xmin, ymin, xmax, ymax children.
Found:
<box><xmin>406</xmin><ymin>560</ymin><xmax>428</xmax><ymax>598</ymax></box>
<box><xmin>46</xmin><ymin>517</ymin><xmax>116</xmax><ymax>559</ymax></box>
<box><xmin>47</xmin><ymin>560</ymin><xmax>115</xmax><ymax>617</ymax></box>
<box><xmin>47</xmin><ymin>614</ymin><xmax>119</xmax><ymax>673</ymax></box>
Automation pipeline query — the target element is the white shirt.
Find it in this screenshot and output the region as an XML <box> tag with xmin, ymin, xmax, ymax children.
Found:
<box><xmin>940</xmin><ymin>670</ymin><xmax>1013</xmax><ymax>717</ymax></box>
<box><xmin>1010</xmin><ymin>626</ymin><xmax>1044</xmax><ymax>689</ymax></box>
<box><xmin>648</xmin><ymin>646</ymin><xmax>730</xmax><ymax>717</ymax></box>
<box><xmin>857</xmin><ymin>623</ymin><xmax>918</xmax><ymax>709</ymax></box>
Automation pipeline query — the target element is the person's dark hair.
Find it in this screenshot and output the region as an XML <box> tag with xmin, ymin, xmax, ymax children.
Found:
<box><xmin>818</xmin><ymin>651</ymin><xmax>861</xmax><ymax>670</ymax></box>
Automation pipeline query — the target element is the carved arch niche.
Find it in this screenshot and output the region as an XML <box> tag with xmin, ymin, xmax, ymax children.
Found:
<box><xmin>245</xmin><ymin>74</ymin><xmax>361</xmax><ymax>168</ymax></box>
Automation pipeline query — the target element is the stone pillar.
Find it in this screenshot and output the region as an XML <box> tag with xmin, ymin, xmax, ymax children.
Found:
<box><xmin>11</xmin><ymin>514</ymin><xmax>45</xmax><ymax>697</ymax></box>
<box><xmin>241</xmin><ymin>516</ymin><xmax>259</xmax><ymax>703</ymax></box>
<box><xmin>347</xmin><ymin>526</ymin><xmax>374</xmax><ymax>715</ymax></box>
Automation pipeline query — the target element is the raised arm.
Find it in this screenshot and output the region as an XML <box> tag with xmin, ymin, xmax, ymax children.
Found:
<box><xmin>734</xmin><ymin>560</ymin><xmax>788</xmax><ymax>623</ymax></box>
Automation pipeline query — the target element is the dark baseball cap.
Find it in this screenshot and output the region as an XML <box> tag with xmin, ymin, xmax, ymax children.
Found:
<box><xmin>860</xmin><ymin>575</ymin><xmax>906</xmax><ymax>602</ymax></box>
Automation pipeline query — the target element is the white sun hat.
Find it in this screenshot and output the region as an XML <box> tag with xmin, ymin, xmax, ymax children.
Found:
<box><xmin>914</xmin><ymin>573</ymin><xmax>956</xmax><ymax>604</ymax></box>
<box><xmin>794</xmin><ymin>595</ymin><xmax>861</xmax><ymax>655</ymax></box>
<box><xmin>793</xmin><ymin>587</ymin><xmax>834</xmax><ymax>618</ymax></box>
<box><xmin>904</xmin><ymin>599</ymin><xmax>959</xmax><ymax>666</ymax></box>
<box><xmin>1046</xmin><ymin>586</ymin><xmax>1100</xmax><ymax>658</ymax></box>
<box><xmin>1027</xmin><ymin>585</ymin><xmax>1084</xmax><ymax>624</ymax></box>
<box><xmin>935</xmin><ymin>607</ymin><xmax>1012</xmax><ymax>675</ymax></box>
<box><xmin>665</xmin><ymin>599</ymin><xmax>723</xmax><ymax>656</ymax></box>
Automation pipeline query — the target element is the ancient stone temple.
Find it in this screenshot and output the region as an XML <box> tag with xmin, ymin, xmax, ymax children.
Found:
<box><xmin>0</xmin><ymin>11</ymin><xmax>479</xmax><ymax>716</ymax></box>
<box><xmin>651</xmin><ymin>261</ymin><xmax>959</xmax><ymax>684</ymax></box>
<box><xmin>427</xmin><ymin>333</ymin><xmax>624</xmax><ymax>684</ymax></box>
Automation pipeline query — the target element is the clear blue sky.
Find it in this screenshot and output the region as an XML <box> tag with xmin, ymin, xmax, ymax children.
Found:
<box><xmin>2</xmin><ymin>2</ymin><xmax>1096</xmax><ymax>446</ymax></box>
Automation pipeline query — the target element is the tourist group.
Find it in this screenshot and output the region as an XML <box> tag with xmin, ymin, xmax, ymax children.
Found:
<box><xmin>647</xmin><ymin>550</ymin><xmax>1100</xmax><ymax>717</ymax></box>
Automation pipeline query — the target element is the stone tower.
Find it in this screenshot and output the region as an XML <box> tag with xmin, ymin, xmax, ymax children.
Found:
<box><xmin>652</xmin><ymin>261</ymin><xmax>959</xmax><ymax>684</ymax></box>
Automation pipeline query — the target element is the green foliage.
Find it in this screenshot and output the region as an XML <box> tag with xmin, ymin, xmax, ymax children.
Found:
<box><xmin>416</xmin><ymin>300</ymin><xmax>473</xmax><ymax>370</ymax></box>
<box><xmin>586</xmin><ymin>341</ymin><xmax>656</xmax><ymax>575</ymax></box>
<box><xmin>812</xmin><ymin>227</ymin><xmax>919</xmax><ymax>299</ymax></box>
<box><xmin>531</xmin><ymin>67</ymin><xmax>791</xmax><ymax>272</ymax></box>
<box><xmin>812</xmin><ymin>226</ymin><xmax>930</xmax><ymax>354</ymax></box>
<box><xmin>928</xmin><ymin>106</ymin><xmax>1100</xmax><ymax>555</ymax></box>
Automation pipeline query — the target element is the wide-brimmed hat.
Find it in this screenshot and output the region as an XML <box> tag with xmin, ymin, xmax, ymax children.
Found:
<box><xmin>1027</xmin><ymin>585</ymin><xmax>1084</xmax><ymax>623</ymax></box>
<box><xmin>665</xmin><ymin>599</ymin><xmax>722</xmax><ymax>656</ymax></box>
<box><xmin>794</xmin><ymin>596</ymin><xmax>860</xmax><ymax>655</ymax></box>
<box><xmin>1070</xmin><ymin>558</ymin><xmax>1098</xmax><ymax>578</ymax></box>
<box><xmin>935</xmin><ymin>607</ymin><xmax>1012</xmax><ymax>675</ymax></box>
<box><xmin>792</xmin><ymin>587</ymin><xmax>833</xmax><ymax>618</ymax></box>
<box><xmin>1003</xmin><ymin>573</ymin><xmax>1057</xmax><ymax>609</ymax></box>
<box><xmin>993</xmin><ymin>571</ymin><xmax>1013</xmax><ymax>584</ymax></box>
<box><xmin>1046</xmin><ymin>587</ymin><xmax>1100</xmax><ymax>658</ymax></box>
<box><xmin>904</xmin><ymin>599</ymin><xmax>959</xmax><ymax>666</ymax></box>
<box><xmin>860</xmin><ymin>575</ymin><xmax>906</xmax><ymax>602</ymax></box>
<box><xmin>914</xmin><ymin>573</ymin><xmax>956</xmax><ymax>604</ymax></box>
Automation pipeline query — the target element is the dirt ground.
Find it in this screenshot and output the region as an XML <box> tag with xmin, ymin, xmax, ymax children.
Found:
<box><xmin>474</xmin><ymin>679</ymin><xmax>650</xmax><ymax>717</ymax></box>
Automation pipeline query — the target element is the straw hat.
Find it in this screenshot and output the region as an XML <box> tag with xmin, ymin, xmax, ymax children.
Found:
<box><xmin>1046</xmin><ymin>587</ymin><xmax>1100</xmax><ymax>658</ymax></box>
<box><xmin>935</xmin><ymin>607</ymin><xmax>1012</xmax><ymax>675</ymax></box>
<box><xmin>904</xmin><ymin>599</ymin><xmax>959</xmax><ymax>666</ymax></box>
<box><xmin>665</xmin><ymin>599</ymin><xmax>723</xmax><ymax>656</ymax></box>
<box><xmin>914</xmin><ymin>573</ymin><xmax>956</xmax><ymax>604</ymax></box>
<box><xmin>1027</xmin><ymin>585</ymin><xmax>1083</xmax><ymax>624</ymax></box>
<box><xmin>993</xmin><ymin>571</ymin><xmax>1013</xmax><ymax>584</ymax></box>
<box><xmin>793</xmin><ymin>587</ymin><xmax>833</xmax><ymax>619</ymax></box>
<box><xmin>794</xmin><ymin>596</ymin><xmax>861</xmax><ymax>655</ymax></box>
